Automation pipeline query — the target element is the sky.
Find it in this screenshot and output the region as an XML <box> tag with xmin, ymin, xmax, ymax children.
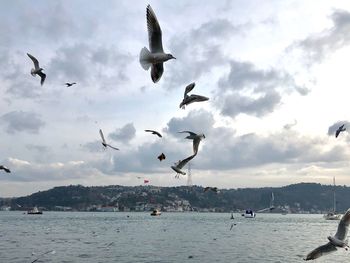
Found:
<box><xmin>1</xmin><ymin>0</ymin><xmax>350</xmax><ymax>197</ymax></box>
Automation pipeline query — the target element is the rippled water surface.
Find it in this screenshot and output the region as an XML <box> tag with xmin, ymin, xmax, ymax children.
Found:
<box><xmin>0</xmin><ymin>212</ymin><xmax>348</xmax><ymax>262</ymax></box>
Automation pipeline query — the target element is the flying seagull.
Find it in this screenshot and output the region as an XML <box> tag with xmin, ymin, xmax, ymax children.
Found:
<box><xmin>145</xmin><ymin>129</ymin><xmax>162</xmax><ymax>138</ymax></box>
<box><xmin>179</xmin><ymin>82</ymin><xmax>209</xmax><ymax>109</ymax></box>
<box><xmin>157</xmin><ymin>153</ymin><xmax>166</xmax><ymax>161</ymax></box>
<box><xmin>305</xmin><ymin>208</ymin><xmax>350</xmax><ymax>260</ymax></box>
<box><xmin>27</xmin><ymin>53</ymin><xmax>46</xmax><ymax>85</ymax></box>
<box><xmin>171</xmin><ymin>154</ymin><xmax>196</xmax><ymax>178</ymax></box>
<box><xmin>65</xmin><ymin>82</ymin><xmax>76</xmax><ymax>87</ymax></box>
<box><xmin>99</xmin><ymin>129</ymin><xmax>119</xmax><ymax>150</ymax></box>
<box><xmin>179</xmin><ymin>131</ymin><xmax>205</xmax><ymax>155</ymax></box>
<box><xmin>0</xmin><ymin>165</ymin><xmax>10</xmax><ymax>173</ymax></box>
<box><xmin>335</xmin><ymin>124</ymin><xmax>346</xmax><ymax>138</ymax></box>
<box><xmin>204</xmin><ymin>187</ymin><xmax>220</xmax><ymax>193</ymax></box>
<box><xmin>139</xmin><ymin>5</ymin><xmax>175</xmax><ymax>83</ymax></box>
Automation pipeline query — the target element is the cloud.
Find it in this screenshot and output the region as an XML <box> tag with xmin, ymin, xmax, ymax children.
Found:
<box><xmin>26</xmin><ymin>144</ymin><xmax>50</xmax><ymax>153</ymax></box>
<box><xmin>108</xmin><ymin>123</ymin><xmax>136</xmax><ymax>143</ymax></box>
<box><xmin>291</xmin><ymin>9</ymin><xmax>350</xmax><ymax>64</ymax></box>
<box><xmin>1</xmin><ymin>111</ymin><xmax>45</xmax><ymax>134</ymax></box>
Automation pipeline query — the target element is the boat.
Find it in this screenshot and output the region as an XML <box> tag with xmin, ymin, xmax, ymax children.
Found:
<box><xmin>27</xmin><ymin>206</ymin><xmax>43</xmax><ymax>215</ymax></box>
<box><xmin>230</xmin><ymin>212</ymin><xmax>234</xmax><ymax>219</ymax></box>
<box><xmin>324</xmin><ymin>177</ymin><xmax>342</xmax><ymax>220</ymax></box>
<box><xmin>242</xmin><ymin>209</ymin><xmax>256</xmax><ymax>218</ymax></box>
<box><xmin>150</xmin><ymin>209</ymin><xmax>161</xmax><ymax>216</ymax></box>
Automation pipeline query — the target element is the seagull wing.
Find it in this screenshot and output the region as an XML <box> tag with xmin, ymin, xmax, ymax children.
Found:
<box><xmin>193</xmin><ymin>137</ymin><xmax>201</xmax><ymax>155</ymax></box>
<box><xmin>184</xmin><ymin>83</ymin><xmax>196</xmax><ymax>98</ymax></box>
<box><xmin>145</xmin><ymin>130</ymin><xmax>162</xmax><ymax>137</ymax></box>
<box><xmin>99</xmin><ymin>129</ymin><xmax>106</xmax><ymax>144</ymax></box>
<box><xmin>335</xmin><ymin>129</ymin><xmax>340</xmax><ymax>138</ymax></box>
<box><xmin>38</xmin><ymin>71</ymin><xmax>46</xmax><ymax>86</ymax></box>
<box><xmin>335</xmin><ymin>208</ymin><xmax>350</xmax><ymax>241</ymax></box>
<box><xmin>305</xmin><ymin>242</ymin><xmax>337</xmax><ymax>261</ymax></box>
<box><xmin>178</xmin><ymin>131</ymin><xmax>197</xmax><ymax>136</ymax></box>
<box><xmin>27</xmin><ymin>53</ymin><xmax>40</xmax><ymax>69</ymax></box>
<box><xmin>146</xmin><ymin>5</ymin><xmax>163</xmax><ymax>53</ymax></box>
<box><xmin>107</xmin><ymin>144</ymin><xmax>119</xmax><ymax>151</ymax></box>
<box><xmin>176</xmin><ymin>154</ymin><xmax>196</xmax><ymax>169</ymax></box>
<box><xmin>151</xmin><ymin>63</ymin><xmax>163</xmax><ymax>83</ymax></box>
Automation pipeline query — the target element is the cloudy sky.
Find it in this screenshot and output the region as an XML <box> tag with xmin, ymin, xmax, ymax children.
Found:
<box><xmin>2</xmin><ymin>0</ymin><xmax>350</xmax><ymax>197</ymax></box>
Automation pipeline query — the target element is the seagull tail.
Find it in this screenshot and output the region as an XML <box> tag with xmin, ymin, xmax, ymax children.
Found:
<box><xmin>139</xmin><ymin>47</ymin><xmax>152</xmax><ymax>70</ymax></box>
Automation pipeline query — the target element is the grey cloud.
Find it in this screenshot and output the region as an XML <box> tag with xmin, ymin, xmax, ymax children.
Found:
<box><xmin>108</xmin><ymin>123</ymin><xmax>136</xmax><ymax>143</ymax></box>
<box><xmin>292</xmin><ymin>9</ymin><xmax>350</xmax><ymax>64</ymax></box>
<box><xmin>328</xmin><ymin>121</ymin><xmax>350</xmax><ymax>136</ymax></box>
<box><xmin>82</xmin><ymin>141</ymin><xmax>104</xmax><ymax>153</ymax></box>
<box><xmin>26</xmin><ymin>144</ymin><xmax>50</xmax><ymax>153</ymax></box>
<box><xmin>1</xmin><ymin>111</ymin><xmax>45</xmax><ymax>134</ymax></box>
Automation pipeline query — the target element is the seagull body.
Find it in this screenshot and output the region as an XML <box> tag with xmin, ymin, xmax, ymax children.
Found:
<box><xmin>305</xmin><ymin>208</ymin><xmax>350</xmax><ymax>260</ymax></box>
<box><xmin>171</xmin><ymin>154</ymin><xmax>195</xmax><ymax>178</ymax></box>
<box><xmin>0</xmin><ymin>165</ymin><xmax>10</xmax><ymax>173</ymax></box>
<box><xmin>65</xmin><ymin>82</ymin><xmax>76</xmax><ymax>87</ymax></box>
<box><xmin>179</xmin><ymin>131</ymin><xmax>205</xmax><ymax>155</ymax></box>
<box><xmin>335</xmin><ymin>124</ymin><xmax>346</xmax><ymax>138</ymax></box>
<box><xmin>145</xmin><ymin>129</ymin><xmax>162</xmax><ymax>138</ymax></box>
<box><xmin>99</xmin><ymin>129</ymin><xmax>119</xmax><ymax>150</ymax></box>
<box><xmin>27</xmin><ymin>53</ymin><xmax>46</xmax><ymax>85</ymax></box>
<box><xmin>157</xmin><ymin>153</ymin><xmax>166</xmax><ymax>161</ymax></box>
<box><xmin>139</xmin><ymin>5</ymin><xmax>175</xmax><ymax>83</ymax></box>
<box><xmin>179</xmin><ymin>83</ymin><xmax>209</xmax><ymax>109</ymax></box>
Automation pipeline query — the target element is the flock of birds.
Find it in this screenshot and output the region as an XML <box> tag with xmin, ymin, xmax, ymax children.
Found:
<box><xmin>1</xmin><ymin>4</ymin><xmax>350</xmax><ymax>262</ymax></box>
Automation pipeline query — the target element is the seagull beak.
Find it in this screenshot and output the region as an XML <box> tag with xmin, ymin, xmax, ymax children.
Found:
<box><xmin>172</xmin><ymin>56</ymin><xmax>176</xmax><ymax>59</ymax></box>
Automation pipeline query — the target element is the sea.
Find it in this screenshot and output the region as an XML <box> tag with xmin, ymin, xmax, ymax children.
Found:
<box><xmin>0</xmin><ymin>212</ymin><xmax>347</xmax><ymax>263</ymax></box>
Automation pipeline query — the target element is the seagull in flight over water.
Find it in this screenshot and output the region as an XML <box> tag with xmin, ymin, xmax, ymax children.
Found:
<box><xmin>139</xmin><ymin>5</ymin><xmax>175</xmax><ymax>83</ymax></box>
<box><xmin>0</xmin><ymin>165</ymin><xmax>10</xmax><ymax>173</ymax></box>
<box><xmin>179</xmin><ymin>82</ymin><xmax>209</xmax><ymax>109</ymax></box>
<box><xmin>27</xmin><ymin>53</ymin><xmax>46</xmax><ymax>86</ymax></box>
<box><xmin>99</xmin><ymin>129</ymin><xmax>119</xmax><ymax>150</ymax></box>
<box><xmin>305</xmin><ymin>208</ymin><xmax>350</xmax><ymax>260</ymax></box>
<box><xmin>179</xmin><ymin>131</ymin><xmax>205</xmax><ymax>155</ymax></box>
<box><xmin>335</xmin><ymin>124</ymin><xmax>346</xmax><ymax>138</ymax></box>
<box><xmin>171</xmin><ymin>154</ymin><xmax>195</xmax><ymax>178</ymax></box>
<box><xmin>145</xmin><ymin>129</ymin><xmax>162</xmax><ymax>138</ymax></box>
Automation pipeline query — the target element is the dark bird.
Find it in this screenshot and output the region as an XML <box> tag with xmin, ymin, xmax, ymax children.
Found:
<box><xmin>27</xmin><ymin>53</ymin><xmax>46</xmax><ymax>85</ymax></box>
<box><xmin>335</xmin><ymin>124</ymin><xmax>346</xmax><ymax>138</ymax></box>
<box><xmin>179</xmin><ymin>82</ymin><xmax>209</xmax><ymax>109</ymax></box>
<box><xmin>139</xmin><ymin>5</ymin><xmax>175</xmax><ymax>83</ymax></box>
<box><xmin>145</xmin><ymin>129</ymin><xmax>162</xmax><ymax>138</ymax></box>
<box><xmin>305</xmin><ymin>208</ymin><xmax>350</xmax><ymax>260</ymax></box>
<box><xmin>0</xmin><ymin>165</ymin><xmax>11</xmax><ymax>173</ymax></box>
<box><xmin>204</xmin><ymin>187</ymin><xmax>219</xmax><ymax>193</ymax></box>
<box><xmin>65</xmin><ymin>82</ymin><xmax>76</xmax><ymax>87</ymax></box>
<box><xmin>171</xmin><ymin>154</ymin><xmax>196</xmax><ymax>178</ymax></box>
<box><xmin>99</xmin><ymin>129</ymin><xmax>119</xmax><ymax>150</ymax></box>
<box><xmin>179</xmin><ymin>131</ymin><xmax>205</xmax><ymax>155</ymax></box>
<box><xmin>157</xmin><ymin>153</ymin><xmax>166</xmax><ymax>161</ymax></box>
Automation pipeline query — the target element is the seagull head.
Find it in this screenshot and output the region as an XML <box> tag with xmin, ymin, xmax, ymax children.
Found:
<box><xmin>166</xmin><ymin>54</ymin><xmax>176</xmax><ymax>60</ymax></box>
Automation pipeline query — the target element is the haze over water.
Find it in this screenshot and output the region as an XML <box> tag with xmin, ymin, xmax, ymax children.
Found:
<box><xmin>0</xmin><ymin>212</ymin><xmax>347</xmax><ymax>262</ymax></box>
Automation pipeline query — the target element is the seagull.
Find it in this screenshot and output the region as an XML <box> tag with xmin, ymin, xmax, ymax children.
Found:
<box><xmin>99</xmin><ymin>129</ymin><xmax>119</xmax><ymax>150</ymax></box>
<box><xmin>204</xmin><ymin>187</ymin><xmax>220</xmax><ymax>193</ymax></box>
<box><xmin>179</xmin><ymin>131</ymin><xmax>205</xmax><ymax>155</ymax></box>
<box><xmin>179</xmin><ymin>82</ymin><xmax>209</xmax><ymax>109</ymax></box>
<box><xmin>157</xmin><ymin>153</ymin><xmax>166</xmax><ymax>161</ymax></box>
<box><xmin>139</xmin><ymin>5</ymin><xmax>175</xmax><ymax>83</ymax></box>
<box><xmin>171</xmin><ymin>154</ymin><xmax>196</xmax><ymax>178</ymax></box>
<box><xmin>145</xmin><ymin>129</ymin><xmax>162</xmax><ymax>138</ymax></box>
<box><xmin>0</xmin><ymin>165</ymin><xmax>11</xmax><ymax>173</ymax></box>
<box><xmin>65</xmin><ymin>82</ymin><xmax>76</xmax><ymax>87</ymax></box>
<box><xmin>305</xmin><ymin>208</ymin><xmax>350</xmax><ymax>260</ymax></box>
<box><xmin>27</xmin><ymin>53</ymin><xmax>46</xmax><ymax>85</ymax></box>
<box><xmin>335</xmin><ymin>124</ymin><xmax>346</xmax><ymax>138</ymax></box>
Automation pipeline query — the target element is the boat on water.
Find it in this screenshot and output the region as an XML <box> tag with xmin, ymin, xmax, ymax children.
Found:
<box><xmin>324</xmin><ymin>177</ymin><xmax>342</xmax><ymax>220</ymax></box>
<box><xmin>242</xmin><ymin>209</ymin><xmax>256</xmax><ymax>218</ymax></box>
<box><xmin>27</xmin><ymin>206</ymin><xmax>43</xmax><ymax>215</ymax></box>
<box><xmin>150</xmin><ymin>209</ymin><xmax>161</xmax><ymax>216</ymax></box>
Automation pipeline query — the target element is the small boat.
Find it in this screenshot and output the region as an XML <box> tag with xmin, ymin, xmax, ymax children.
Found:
<box><xmin>242</xmin><ymin>209</ymin><xmax>256</xmax><ymax>218</ymax></box>
<box><xmin>150</xmin><ymin>209</ymin><xmax>161</xmax><ymax>216</ymax></box>
<box><xmin>324</xmin><ymin>177</ymin><xmax>341</xmax><ymax>220</ymax></box>
<box><xmin>230</xmin><ymin>212</ymin><xmax>234</xmax><ymax>220</ymax></box>
<box><xmin>27</xmin><ymin>206</ymin><xmax>43</xmax><ymax>215</ymax></box>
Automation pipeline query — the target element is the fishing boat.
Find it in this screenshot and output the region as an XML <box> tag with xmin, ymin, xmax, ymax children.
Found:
<box><xmin>242</xmin><ymin>209</ymin><xmax>256</xmax><ymax>218</ymax></box>
<box><xmin>150</xmin><ymin>209</ymin><xmax>161</xmax><ymax>216</ymax></box>
<box><xmin>324</xmin><ymin>177</ymin><xmax>341</xmax><ymax>220</ymax></box>
<box><xmin>27</xmin><ymin>206</ymin><xmax>43</xmax><ymax>215</ymax></box>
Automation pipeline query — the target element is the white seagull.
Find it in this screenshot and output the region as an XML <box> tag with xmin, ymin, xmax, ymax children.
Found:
<box><xmin>179</xmin><ymin>131</ymin><xmax>205</xmax><ymax>155</ymax></box>
<box><xmin>27</xmin><ymin>53</ymin><xmax>46</xmax><ymax>86</ymax></box>
<box><xmin>305</xmin><ymin>208</ymin><xmax>350</xmax><ymax>260</ymax></box>
<box><xmin>335</xmin><ymin>124</ymin><xmax>346</xmax><ymax>138</ymax></box>
<box><xmin>99</xmin><ymin>129</ymin><xmax>119</xmax><ymax>150</ymax></box>
<box><xmin>179</xmin><ymin>82</ymin><xmax>209</xmax><ymax>109</ymax></box>
<box><xmin>171</xmin><ymin>154</ymin><xmax>196</xmax><ymax>178</ymax></box>
<box><xmin>139</xmin><ymin>5</ymin><xmax>175</xmax><ymax>83</ymax></box>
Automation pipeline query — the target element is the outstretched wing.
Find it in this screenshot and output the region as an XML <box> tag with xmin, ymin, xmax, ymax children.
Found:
<box><xmin>38</xmin><ymin>71</ymin><xmax>46</xmax><ymax>86</ymax></box>
<box><xmin>146</xmin><ymin>5</ymin><xmax>163</xmax><ymax>53</ymax></box>
<box><xmin>193</xmin><ymin>137</ymin><xmax>201</xmax><ymax>155</ymax></box>
<box><xmin>99</xmin><ymin>129</ymin><xmax>106</xmax><ymax>144</ymax></box>
<box><xmin>151</xmin><ymin>63</ymin><xmax>163</xmax><ymax>83</ymax></box>
<box><xmin>305</xmin><ymin>242</ymin><xmax>337</xmax><ymax>261</ymax></box>
<box><xmin>145</xmin><ymin>129</ymin><xmax>162</xmax><ymax>137</ymax></box>
<box><xmin>27</xmin><ymin>53</ymin><xmax>40</xmax><ymax>69</ymax></box>
<box><xmin>178</xmin><ymin>131</ymin><xmax>197</xmax><ymax>136</ymax></box>
<box><xmin>335</xmin><ymin>208</ymin><xmax>350</xmax><ymax>241</ymax></box>
<box><xmin>184</xmin><ymin>82</ymin><xmax>195</xmax><ymax>98</ymax></box>
<box><xmin>177</xmin><ymin>154</ymin><xmax>196</xmax><ymax>169</ymax></box>
<box><xmin>107</xmin><ymin>144</ymin><xmax>119</xmax><ymax>151</ymax></box>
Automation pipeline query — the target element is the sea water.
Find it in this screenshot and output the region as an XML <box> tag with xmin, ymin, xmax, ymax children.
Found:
<box><xmin>0</xmin><ymin>212</ymin><xmax>347</xmax><ymax>262</ymax></box>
